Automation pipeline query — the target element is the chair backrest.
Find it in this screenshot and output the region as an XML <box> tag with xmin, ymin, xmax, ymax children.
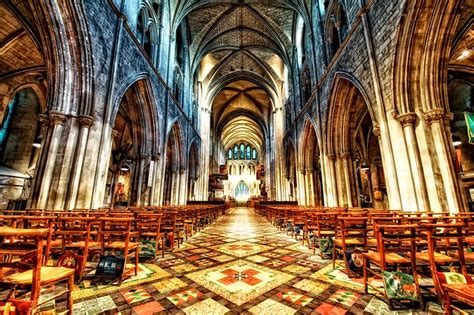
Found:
<box><xmin>375</xmin><ymin>224</ymin><xmax>418</xmax><ymax>269</ymax></box>
<box><xmin>99</xmin><ymin>217</ymin><xmax>134</xmax><ymax>248</ymax></box>
<box><xmin>337</xmin><ymin>216</ymin><xmax>369</xmax><ymax>248</ymax></box>
<box><xmin>137</xmin><ymin>214</ymin><xmax>163</xmax><ymax>239</ymax></box>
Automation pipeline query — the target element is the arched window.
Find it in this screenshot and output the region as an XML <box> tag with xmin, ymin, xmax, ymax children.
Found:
<box><xmin>233</xmin><ymin>145</ymin><xmax>238</xmax><ymax>160</ymax></box>
<box><xmin>0</xmin><ymin>96</ymin><xmax>16</xmax><ymax>150</ymax></box>
<box><xmin>137</xmin><ymin>10</ymin><xmax>145</xmax><ymax>44</ymax></box>
<box><xmin>252</xmin><ymin>149</ymin><xmax>257</xmax><ymax>160</ymax></box>
<box><xmin>239</xmin><ymin>144</ymin><xmax>245</xmax><ymax>159</ymax></box>
<box><xmin>227</xmin><ymin>149</ymin><xmax>232</xmax><ymax>160</ymax></box>
<box><xmin>246</xmin><ymin>145</ymin><xmax>251</xmax><ymax>159</ymax></box>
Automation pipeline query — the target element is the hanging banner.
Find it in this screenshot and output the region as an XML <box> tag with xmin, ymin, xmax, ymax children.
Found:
<box><xmin>465</xmin><ymin>112</ymin><xmax>474</xmax><ymax>144</ymax></box>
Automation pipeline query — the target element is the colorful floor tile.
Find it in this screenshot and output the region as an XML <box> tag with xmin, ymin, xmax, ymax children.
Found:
<box><xmin>212</xmin><ymin>240</ymin><xmax>272</xmax><ymax>257</ymax></box>
<box><xmin>293</xmin><ymin>279</ymin><xmax>329</xmax><ymax>295</ymax></box>
<box><xmin>186</xmin><ymin>260</ymin><xmax>294</xmax><ymax>305</ymax></box>
<box><xmin>277</xmin><ymin>290</ymin><xmax>312</xmax><ymax>306</ymax></box>
<box><xmin>282</xmin><ymin>264</ymin><xmax>311</xmax><ymax>274</ymax></box>
<box><xmin>152</xmin><ymin>277</ymin><xmax>188</xmax><ymax>294</ymax></box>
<box><xmin>315</xmin><ymin>302</ymin><xmax>347</xmax><ymax>315</ymax></box>
<box><xmin>132</xmin><ymin>301</ymin><xmax>164</xmax><ymax>314</ymax></box>
<box><xmin>122</xmin><ymin>287</ymin><xmax>152</xmax><ymax>304</ymax></box>
<box><xmin>171</xmin><ymin>263</ymin><xmax>198</xmax><ymax>273</ymax></box>
<box><xmin>249</xmin><ymin>298</ymin><xmax>297</xmax><ymax>315</ymax></box>
<box><xmin>328</xmin><ymin>289</ymin><xmax>360</xmax><ymax>308</ymax></box>
<box><xmin>167</xmin><ymin>288</ymin><xmax>203</xmax><ymax>305</ymax></box>
<box><xmin>246</xmin><ymin>254</ymin><xmax>270</xmax><ymax>263</ymax></box>
<box><xmin>182</xmin><ymin>298</ymin><xmax>230</xmax><ymax>314</ymax></box>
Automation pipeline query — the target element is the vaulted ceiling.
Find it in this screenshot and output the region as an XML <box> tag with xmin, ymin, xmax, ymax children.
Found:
<box><xmin>177</xmin><ymin>0</ymin><xmax>303</xmax><ymax>157</ymax></box>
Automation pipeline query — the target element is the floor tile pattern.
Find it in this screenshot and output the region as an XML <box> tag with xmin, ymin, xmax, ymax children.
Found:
<box><xmin>38</xmin><ymin>207</ymin><xmax>470</xmax><ymax>314</ymax></box>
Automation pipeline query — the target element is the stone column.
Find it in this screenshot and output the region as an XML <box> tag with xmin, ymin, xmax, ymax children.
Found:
<box><xmin>149</xmin><ymin>155</ymin><xmax>160</xmax><ymax>205</ymax></box>
<box><xmin>306</xmin><ymin>169</ymin><xmax>315</xmax><ymax>206</ymax></box>
<box><xmin>297</xmin><ymin>168</ymin><xmax>306</xmax><ymax>206</ymax></box>
<box><xmin>341</xmin><ymin>152</ymin><xmax>353</xmax><ymax>208</ymax></box>
<box><xmin>179</xmin><ymin>167</ymin><xmax>187</xmax><ymax>205</ymax></box>
<box><xmin>396</xmin><ymin>112</ymin><xmax>430</xmax><ymax>212</ymax></box>
<box><xmin>136</xmin><ymin>155</ymin><xmax>149</xmax><ymax>206</ymax></box>
<box><xmin>37</xmin><ymin>112</ymin><xmax>67</xmax><ymax>209</ymax></box>
<box><xmin>66</xmin><ymin>115</ymin><xmax>95</xmax><ymax>210</ymax></box>
<box><xmin>425</xmin><ymin>109</ymin><xmax>461</xmax><ymax>213</ymax></box>
<box><xmin>28</xmin><ymin>114</ymin><xmax>51</xmax><ymax>208</ymax></box>
<box><xmin>327</xmin><ymin>154</ymin><xmax>338</xmax><ymax>206</ymax></box>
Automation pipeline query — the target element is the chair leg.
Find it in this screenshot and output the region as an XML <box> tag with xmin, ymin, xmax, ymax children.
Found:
<box><xmin>363</xmin><ymin>258</ymin><xmax>368</xmax><ymax>294</ymax></box>
<box><xmin>135</xmin><ymin>249</ymin><xmax>139</xmax><ymax>275</ymax></box>
<box><xmin>67</xmin><ymin>273</ymin><xmax>74</xmax><ymax>313</ymax></box>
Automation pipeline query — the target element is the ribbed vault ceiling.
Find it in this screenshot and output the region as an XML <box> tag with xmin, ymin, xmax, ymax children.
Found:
<box><xmin>179</xmin><ymin>0</ymin><xmax>302</xmax><ymax>157</ymax></box>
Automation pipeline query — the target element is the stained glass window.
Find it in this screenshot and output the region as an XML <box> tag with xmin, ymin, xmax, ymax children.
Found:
<box><xmin>246</xmin><ymin>145</ymin><xmax>251</xmax><ymax>159</ymax></box>
<box><xmin>227</xmin><ymin>149</ymin><xmax>232</xmax><ymax>160</ymax></box>
<box><xmin>240</xmin><ymin>144</ymin><xmax>245</xmax><ymax>159</ymax></box>
<box><xmin>0</xmin><ymin>96</ymin><xmax>16</xmax><ymax>151</ymax></box>
<box><xmin>233</xmin><ymin>145</ymin><xmax>238</xmax><ymax>159</ymax></box>
<box><xmin>252</xmin><ymin>149</ymin><xmax>257</xmax><ymax>160</ymax></box>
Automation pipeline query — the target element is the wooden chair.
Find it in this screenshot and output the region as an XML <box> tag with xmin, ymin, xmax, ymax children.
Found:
<box><xmin>0</xmin><ymin>226</ymin><xmax>75</xmax><ymax>313</ymax></box>
<box><xmin>159</xmin><ymin>211</ymin><xmax>177</xmax><ymax>257</ymax></box>
<box><xmin>54</xmin><ymin>216</ymin><xmax>101</xmax><ymax>281</ymax></box>
<box><xmin>315</xmin><ymin>212</ymin><xmax>337</xmax><ymax>258</ymax></box>
<box><xmin>137</xmin><ymin>213</ymin><xmax>163</xmax><ymax>259</ymax></box>
<box><xmin>363</xmin><ymin>224</ymin><xmax>422</xmax><ymax>310</ymax></box>
<box><xmin>436</xmin><ymin>272</ymin><xmax>474</xmax><ymax>315</ymax></box>
<box><xmin>333</xmin><ymin>216</ymin><xmax>369</xmax><ymax>277</ymax></box>
<box><xmin>98</xmin><ymin>217</ymin><xmax>139</xmax><ymax>284</ymax></box>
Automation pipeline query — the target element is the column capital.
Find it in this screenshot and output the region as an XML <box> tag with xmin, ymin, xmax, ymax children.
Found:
<box><xmin>444</xmin><ymin>112</ymin><xmax>454</xmax><ymax>126</ymax></box>
<box><xmin>299</xmin><ymin>168</ymin><xmax>306</xmax><ymax>175</ymax></box>
<box><xmin>396</xmin><ymin>112</ymin><xmax>417</xmax><ymax>127</ymax></box>
<box><xmin>179</xmin><ymin>167</ymin><xmax>186</xmax><ymax>174</ymax></box>
<box><xmin>151</xmin><ymin>154</ymin><xmax>160</xmax><ymax>161</ymax></box>
<box><xmin>78</xmin><ymin>115</ymin><xmax>95</xmax><ymax>127</ymax></box>
<box><xmin>327</xmin><ymin>153</ymin><xmax>336</xmax><ymax>161</ymax></box>
<box><xmin>111</xmin><ymin>129</ymin><xmax>119</xmax><ymax>138</ymax></box>
<box><xmin>49</xmin><ymin>111</ymin><xmax>67</xmax><ymax>126</ymax></box>
<box><xmin>373</xmin><ymin>125</ymin><xmax>381</xmax><ymax>138</ymax></box>
<box><xmin>424</xmin><ymin>108</ymin><xmax>445</xmax><ymax>125</ymax></box>
<box><xmin>340</xmin><ymin>152</ymin><xmax>351</xmax><ymax>159</ymax></box>
<box><xmin>306</xmin><ymin>168</ymin><xmax>315</xmax><ymax>174</ymax></box>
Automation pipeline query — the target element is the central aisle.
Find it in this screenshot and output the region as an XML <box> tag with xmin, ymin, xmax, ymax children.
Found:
<box><xmin>72</xmin><ymin>208</ymin><xmax>434</xmax><ymax>314</ymax></box>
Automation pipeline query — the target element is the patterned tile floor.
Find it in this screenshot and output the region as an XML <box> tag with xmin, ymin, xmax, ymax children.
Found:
<box><xmin>43</xmin><ymin>207</ymin><xmax>472</xmax><ymax>314</ymax></box>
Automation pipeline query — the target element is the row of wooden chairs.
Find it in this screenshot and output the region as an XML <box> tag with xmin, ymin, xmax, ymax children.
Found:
<box><xmin>258</xmin><ymin>205</ymin><xmax>474</xmax><ymax>313</ymax></box>
<box><xmin>0</xmin><ymin>204</ymin><xmax>226</xmax><ymax>314</ymax></box>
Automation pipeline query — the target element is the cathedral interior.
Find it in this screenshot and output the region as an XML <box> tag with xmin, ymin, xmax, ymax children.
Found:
<box><xmin>0</xmin><ymin>0</ymin><xmax>473</xmax><ymax>314</ymax></box>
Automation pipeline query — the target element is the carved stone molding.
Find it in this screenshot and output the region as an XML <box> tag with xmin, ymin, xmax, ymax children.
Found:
<box><xmin>78</xmin><ymin>115</ymin><xmax>95</xmax><ymax>128</ymax></box>
<box><xmin>327</xmin><ymin>154</ymin><xmax>336</xmax><ymax>161</ymax></box>
<box><xmin>373</xmin><ymin>126</ymin><xmax>381</xmax><ymax>138</ymax></box>
<box><xmin>424</xmin><ymin>108</ymin><xmax>445</xmax><ymax>125</ymax></box>
<box><xmin>444</xmin><ymin>112</ymin><xmax>454</xmax><ymax>126</ymax></box>
<box><xmin>49</xmin><ymin>112</ymin><xmax>67</xmax><ymax>126</ymax></box>
<box><xmin>397</xmin><ymin>112</ymin><xmax>417</xmax><ymax>127</ymax></box>
<box><xmin>340</xmin><ymin>152</ymin><xmax>351</xmax><ymax>160</ymax></box>
<box><xmin>179</xmin><ymin>167</ymin><xmax>186</xmax><ymax>175</ymax></box>
<box><xmin>111</xmin><ymin>129</ymin><xmax>119</xmax><ymax>138</ymax></box>
<box><xmin>152</xmin><ymin>154</ymin><xmax>160</xmax><ymax>161</ymax></box>
<box><xmin>299</xmin><ymin>168</ymin><xmax>306</xmax><ymax>175</ymax></box>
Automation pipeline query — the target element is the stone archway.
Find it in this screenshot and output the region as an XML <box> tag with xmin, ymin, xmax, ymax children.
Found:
<box><xmin>326</xmin><ymin>77</ymin><xmax>387</xmax><ymax>209</ymax></box>
<box><xmin>163</xmin><ymin>121</ymin><xmax>184</xmax><ymax>206</ymax></box>
<box><xmin>105</xmin><ymin>79</ymin><xmax>158</xmax><ymax>207</ymax></box>
<box><xmin>299</xmin><ymin>120</ymin><xmax>324</xmax><ymax>206</ymax></box>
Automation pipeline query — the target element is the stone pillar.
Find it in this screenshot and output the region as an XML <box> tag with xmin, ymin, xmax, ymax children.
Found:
<box><xmin>396</xmin><ymin>112</ymin><xmax>430</xmax><ymax>212</ymax></box>
<box><xmin>341</xmin><ymin>153</ymin><xmax>353</xmax><ymax>207</ymax></box>
<box><xmin>306</xmin><ymin>169</ymin><xmax>315</xmax><ymax>206</ymax></box>
<box><xmin>28</xmin><ymin>114</ymin><xmax>51</xmax><ymax>208</ymax></box>
<box><xmin>179</xmin><ymin>167</ymin><xmax>187</xmax><ymax>205</ymax></box>
<box><xmin>37</xmin><ymin>112</ymin><xmax>67</xmax><ymax>209</ymax></box>
<box><xmin>149</xmin><ymin>155</ymin><xmax>160</xmax><ymax>205</ymax></box>
<box><xmin>66</xmin><ymin>115</ymin><xmax>95</xmax><ymax>210</ymax></box>
<box><xmin>425</xmin><ymin>109</ymin><xmax>461</xmax><ymax>213</ymax></box>
<box><xmin>327</xmin><ymin>154</ymin><xmax>338</xmax><ymax>206</ymax></box>
<box><xmin>136</xmin><ymin>155</ymin><xmax>149</xmax><ymax>206</ymax></box>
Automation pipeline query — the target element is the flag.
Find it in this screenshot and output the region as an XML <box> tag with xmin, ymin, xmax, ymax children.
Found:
<box><xmin>465</xmin><ymin>112</ymin><xmax>474</xmax><ymax>144</ymax></box>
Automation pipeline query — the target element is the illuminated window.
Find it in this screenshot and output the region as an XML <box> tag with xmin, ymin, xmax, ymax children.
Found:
<box><xmin>240</xmin><ymin>144</ymin><xmax>245</xmax><ymax>159</ymax></box>
<box><xmin>252</xmin><ymin>149</ymin><xmax>257</xmax><ymax>160</ymax></box>
<box><xmin>246</xmin><ymin>145</ymin><xmax>251</xmax><ymax>159</ymax></box>
<box><xmin>233</xmin><ymin>145</ymin><xmax>238</xmax><ymax>159</ymax></box>
<box><xmin>227</xmin><ymin>149</ymin><xmax>232</xmax><ymax>160</ymax></box>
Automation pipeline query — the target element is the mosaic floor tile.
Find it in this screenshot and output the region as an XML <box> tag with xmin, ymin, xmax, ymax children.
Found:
<box><xmin>152</xmin><ymin>277</ymin><xmax>188</xmax><ymax>294</ymax></box>
<box><xmin>72</xmin><ymin>264</ymin><xmax>170</xmax><ymax>300</ymax></box>
<box><xmin>246</xmin><ymin>255</ymin><xmax>270</xmax><ymax>263</ymax></box>
<box><xmin>73</xmin><ymin>296</ymin><xmax>117</xmax><ymax>314</ymax></box>
<box><xmin>277</xmin><ymin>290</ymin><xmax>312</xmax><ymax>306</ymax></box>
<box><xmin>212</xmin><ymin>254</ymin><xmax>234</xmax><ymax>262</ymax></box>
<box><xmin>132</xmin><ymin>300</ymin><xmax>164</xmax><ymax>314</ymax></box>
<box><xmin>122</xmin><ymin>287</ymin><xmax>152</xmax><ymax>304</ymax></box>
<box><xmin>293</xmin><ymin>279</ymin><xmax>329</xmax><ymax>295</ymax></box>
<box><xmin>171</xmin><ymin>263</ymin><xmax>198</xmax><ymax>273</ymax></box>
<box><xmin>328</xmin><ymin>289</ymin><xmax>360</xmax><ymax>308</ymax></box>
<box><xmin>167</xmin><ymin>288</ymin><xmax>203</xmax><ymax>305</ymax></box>
<box><xmin>315</xmin><ymin>302</ymin><xmax>347</xmax><ymax>314</ymax></box>
<box><xmin>249</xmin><ymin>298</ymin><xmax>297</xmax><ymax>315</ymax></box>
<box><xmin>212</xmin><ymin>240</ymin><xmax>272</xmax><ymax>257</ymax></box>
<box><xmin>282</xmin><ymin>264</ymin><xmax>311</xmax><ymax>274</ymax></box>
<box><xmin>186</xmin><ymin>260</ymin><xmax>294</xmax><ymax>306</ymax></box>
<box><xmin>182</xmin><ymin>298</ymin><xmax>230</xmax><ymax>314</ymax></box>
